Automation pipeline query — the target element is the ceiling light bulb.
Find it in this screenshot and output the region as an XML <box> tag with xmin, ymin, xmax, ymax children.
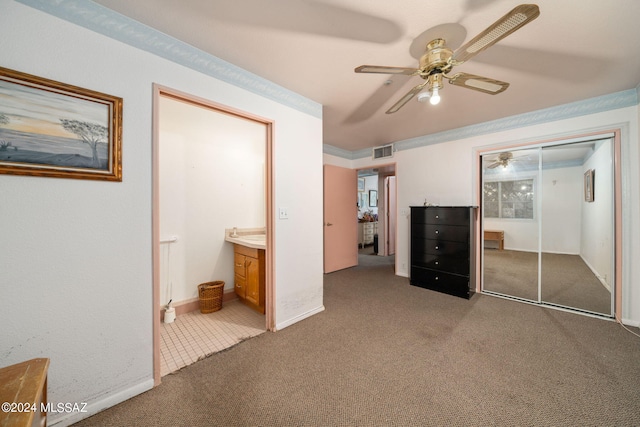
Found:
<box><xmin>429</xmin><ymin>88</ymin><xmax>441</xmax><ymax>105</ymax></box>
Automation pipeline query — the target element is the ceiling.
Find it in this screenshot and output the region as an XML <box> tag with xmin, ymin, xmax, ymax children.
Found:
<box><xmin>93</xmin><ymin>0</ymin><xmax>640</xmax><ymax>153</ymax></box>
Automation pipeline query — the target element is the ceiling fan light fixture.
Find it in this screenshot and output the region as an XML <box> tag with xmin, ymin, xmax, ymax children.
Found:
<box><xmin>416</xmin><ymin>81</ymin><xmax>442</xmax><ymax>105</ymax></box>
<box><xmin>417</xmin><ymin>91</ymin><xmax>430</xmax><ymax>103</ymax></box>
<box><xmin>427</xmin><ymin>73</ymin><xmax>443</xmax><ymax>105</ymax></box>
<box><xmin>429</xmin><ymin>87</ymin><xmax>441</xmax><ymax>105</ymax></box>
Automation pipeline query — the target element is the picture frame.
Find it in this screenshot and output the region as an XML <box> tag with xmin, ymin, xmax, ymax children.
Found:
<box><xmin>359</xmin><ymin>192</ymin><xmax>368</xmax><ymax>209</ymax></box>
<box><xmin>358</xmin><ymin>177</ymin><xmax>365</xmax><ymax>192</ymax></box>
<box><xmin>369</xmin><ymin>190</ymin><xmax>378</xmax><ymax>207</ymax></box>
<box><xmin>0</xmin><ymin>66</ymin><xmax>122</xmax><ymax>181</ymax></box>
<box><xmin>584</xmin><ymin>169</ymin><xmax>594</xmax><ymax>202</ymax></box>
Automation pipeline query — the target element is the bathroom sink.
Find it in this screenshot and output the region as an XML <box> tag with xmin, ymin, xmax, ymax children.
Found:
<box><xmin>241</xmin><ymin>235</ymin><xmax>265</xmax><ymax>241</ymax></box>
<box><xmin>225</xmin><ymin>230</ymin><xmax>266</xmax><ymax>249</ymax></box>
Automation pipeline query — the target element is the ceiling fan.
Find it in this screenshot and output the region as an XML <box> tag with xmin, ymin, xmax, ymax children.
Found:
<box><xmin>354</xmin><ymin>4</ymin><xmax>540</xmax><ymax>113</ymax></box>
<box><xmin>486</xmin><ymin>152</ymin><xmax>517</xmax><ymax>169</ymax></box>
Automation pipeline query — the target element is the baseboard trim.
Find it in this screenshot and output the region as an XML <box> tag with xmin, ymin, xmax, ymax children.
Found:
<box><xmin>275</xmin><ymin>305</ymin><xmax>325</xmax><ymax>331</ymax></box>
<box><xmin>622</xmin><ymin>318</ymin><xmax>640</xmax><ymax>328</ymax></box>
<box><xmin>160</xmin><ymin>290</ymin><xmax>238</xmax><ymax>321</ymax></box>
<box><xmin>50</xmin><ymin>378</ymin><xmax>154</xmax><ymax>426</ymax></box>
<box><xmin>579</xmin><ymin>254</ymin><xmax>611</xmax><ymax>291</ymax></box>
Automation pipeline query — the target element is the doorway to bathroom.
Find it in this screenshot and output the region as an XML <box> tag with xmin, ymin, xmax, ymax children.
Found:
<box><xmin>152</xmin><ymin>85</ymin><xmax>275</xmax><ymax>384</ymax></box>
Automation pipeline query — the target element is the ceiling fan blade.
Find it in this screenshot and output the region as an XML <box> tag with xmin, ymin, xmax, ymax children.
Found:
<box><xmin>448</xmin><ymin>72</ymin><xmax>509</xmax><ymax>94</ymax></box>
<box><xmin>487</xmin><ymin>162</ymin><xmax>502</xmax><ymax>169</ymax></box>
<box><xmin>355</xmin><ymin>65</ymin><xmax>419</xmax><ymax>75</ymax></box>
<box><xmin>386</xmin><ymin>82</ymin><xmax>428</xmax><ymax>114</ymax></box>
<box><xmin>451</xmin><ymin>4</ymin><xmax>540</xmax><ymax>65</ymax></box>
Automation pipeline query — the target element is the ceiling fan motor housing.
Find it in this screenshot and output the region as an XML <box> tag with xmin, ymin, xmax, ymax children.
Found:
<box><xmin>419</xmin><ymin>38</ymin><xmax>453</xmax><ymax>76</ymax></box>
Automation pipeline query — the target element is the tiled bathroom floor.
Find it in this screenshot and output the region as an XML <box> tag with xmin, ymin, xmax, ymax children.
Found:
<box><xmin>160</xmin><ymin>299</ymin><xmax>266</xmax><ymax>376</ymax></box>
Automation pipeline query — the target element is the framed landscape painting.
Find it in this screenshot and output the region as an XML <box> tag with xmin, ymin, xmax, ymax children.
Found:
<box><xmin>0</xmin><ymin>66</ymin><xmax>122</xmax><ymax>181</ymax></box>
<box><xmin>584</xmin><ymin>168</ymin><xmax>594</xmax><ymax>202</ymax></box>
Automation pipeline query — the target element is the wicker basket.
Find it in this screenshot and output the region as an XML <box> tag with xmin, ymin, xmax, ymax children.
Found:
<box><xmin>198</xmin><ymin>281</ymin><xmax>224</xmax><ymax>314</ymax></box>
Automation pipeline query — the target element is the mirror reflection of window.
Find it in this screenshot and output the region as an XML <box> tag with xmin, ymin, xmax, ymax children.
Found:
<box><xmin>484</xmin><ymin>179</ymin><xmax>534</xmax><ymax>219</ymax></box>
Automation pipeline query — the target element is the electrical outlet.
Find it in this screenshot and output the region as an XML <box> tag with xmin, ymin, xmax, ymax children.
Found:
<box><xmin>279</xmin><ymin>207</ymin><xmax>289</xmax><ymax>219</ymax></box>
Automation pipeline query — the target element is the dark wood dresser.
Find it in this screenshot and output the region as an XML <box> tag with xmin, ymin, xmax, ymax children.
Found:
<box><xmin>410</xmin><ymin>206</ymin><xmax>477</xmax><ymax>299</ymax></box>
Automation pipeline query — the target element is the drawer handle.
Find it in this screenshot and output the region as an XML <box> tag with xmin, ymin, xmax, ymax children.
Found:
<box><xmin>435</xmin><ymin>215</ymin><xmax>439</xmax><ymax>219</ymax></box>
<box><xmin>236</xmin><ymin>263</ymin><xmax>243</xmax><ymax>267</ymax></box>
<box><xmin>435</xmin><ymin>276</ymin><xmax>439</xmax><ymax>281</ymax></box>
<box><xmin>435</xmin><ymin>230</ymin><xmax>439</xmax><ymax>234</ymax></box>
<box><xmin>435</xmin><ymin>261</ymin><xmax>439</xmax><ymax>265</ymax></box>
<box><xmin>435</xmin><ymin>246</ymin><xmax>439</xmax><ymax>250</ymax></box>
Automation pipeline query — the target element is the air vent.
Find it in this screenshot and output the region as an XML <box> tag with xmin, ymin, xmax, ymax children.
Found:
<box><xmin>372</xmin><ymin>144</ymin><xmax>394</xmax><ymax>160</ymax></box>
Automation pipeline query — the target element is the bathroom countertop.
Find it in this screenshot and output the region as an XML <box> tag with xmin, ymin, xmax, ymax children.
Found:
<box><xmin>224</xmin><ymin>228</ymin><xmax>266</xmax><ymax>250</ymax></box>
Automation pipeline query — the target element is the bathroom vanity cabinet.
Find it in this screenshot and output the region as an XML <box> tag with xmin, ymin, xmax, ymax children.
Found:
<box><xmin>233</xmin><ymin>244</ymin><xmax>265</xmax><ymax>314</ymax></box>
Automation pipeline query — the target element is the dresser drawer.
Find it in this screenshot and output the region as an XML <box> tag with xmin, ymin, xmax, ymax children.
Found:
<box><xmin>412</xmin><ymin>223</ymin><xmax>469</xmax><ymax>243</ymax></box>
<box><xmin>410</xmin><ymin>253</ymin><xmax>469</xmax><ymax>275</ymax></box>
<box><xmin>412</xmin><ymin>207</ymin><xmax>470</xmax><ymax>224</ymax></box>
<box><xmin>410</xmin><ymin>267</ymin><xmax>471</xmax><ymax>298</ymax></box>
<box><xmin>425</xmin><ymin>207</ymin><xmax>470</xmax><ymax>225</ymax></box>
<box><xmin>412</xmin><ymin>238</ymin><xmax>469</xmax><ymax>258</ymax></box>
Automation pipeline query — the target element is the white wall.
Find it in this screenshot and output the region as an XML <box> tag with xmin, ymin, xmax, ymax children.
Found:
<box><xmin>540</xmin><ymin>165</ymin><xmax>583</xmax><ymax>254</ymax></box>
<box><xmin>159</xmin><ymin>97</ymin><xmax>266</xmax><ymax>304</ymax></box>
<box><xmin>581</xmin><ymin>139</ymin><xmax>614</xmax><ymax>286</ymax></box>
<box><xmin>323</xmin><ymin>152</ymin><xmax>351</xmax><ymax>168</ymax></box>
<box><xmin>334</xmin><ymin>105</ymin><xmax>639</xmax><ymax>326</ymax></box>
<box><xmin>0</xmin><ymin>1</ymin><xmax>323</xmax><ymax>425</ymax></box>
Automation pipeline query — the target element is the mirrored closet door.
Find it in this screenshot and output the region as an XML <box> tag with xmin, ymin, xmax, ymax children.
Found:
<box><xmin>482</xmin><ymin>148</ymin><xmax>540</xmax><ymax>302</ymax></box>
<box><xmin>482</xmin><ymin>138</ymin><xmax>614</xmax><ymax>317</ymax></box>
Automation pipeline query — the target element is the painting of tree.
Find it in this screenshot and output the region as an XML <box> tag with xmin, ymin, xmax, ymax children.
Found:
<box><xmin>60</xmin><ymin>119</ymin><xmax>108</xmax><ymax>168</ymax></box>
<box><xmin>0</xmin><ymin>65</ymin><xmax>122</xmax><ymax>181</ymax></box>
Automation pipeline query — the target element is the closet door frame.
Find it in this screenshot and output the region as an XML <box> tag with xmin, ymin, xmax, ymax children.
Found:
<box><xmin>475</xmin><ymin>129</ymin><xmax>622</xmax><ymax>321</ymax></box>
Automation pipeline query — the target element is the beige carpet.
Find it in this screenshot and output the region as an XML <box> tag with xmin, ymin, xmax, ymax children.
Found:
<box><xmin>75</xmin><ymin>252</ymin><xmax>640</xmax><ymax>426</ymax></box>
<box><xmin>484</xmin><ymin>249</ymin><xmax>612</xmax><ymax>315</ymax></box>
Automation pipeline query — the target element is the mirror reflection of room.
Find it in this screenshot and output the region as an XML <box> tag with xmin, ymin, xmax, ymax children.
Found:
<box><xmin>357</xmin><ymin>173</ymin><xmax>378</xmax><ymax>252</ymax></box>
<box><xmin>482</xmin><ymin>139</ymin><xmax>614</xmax><ymax>317</ymax></box>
